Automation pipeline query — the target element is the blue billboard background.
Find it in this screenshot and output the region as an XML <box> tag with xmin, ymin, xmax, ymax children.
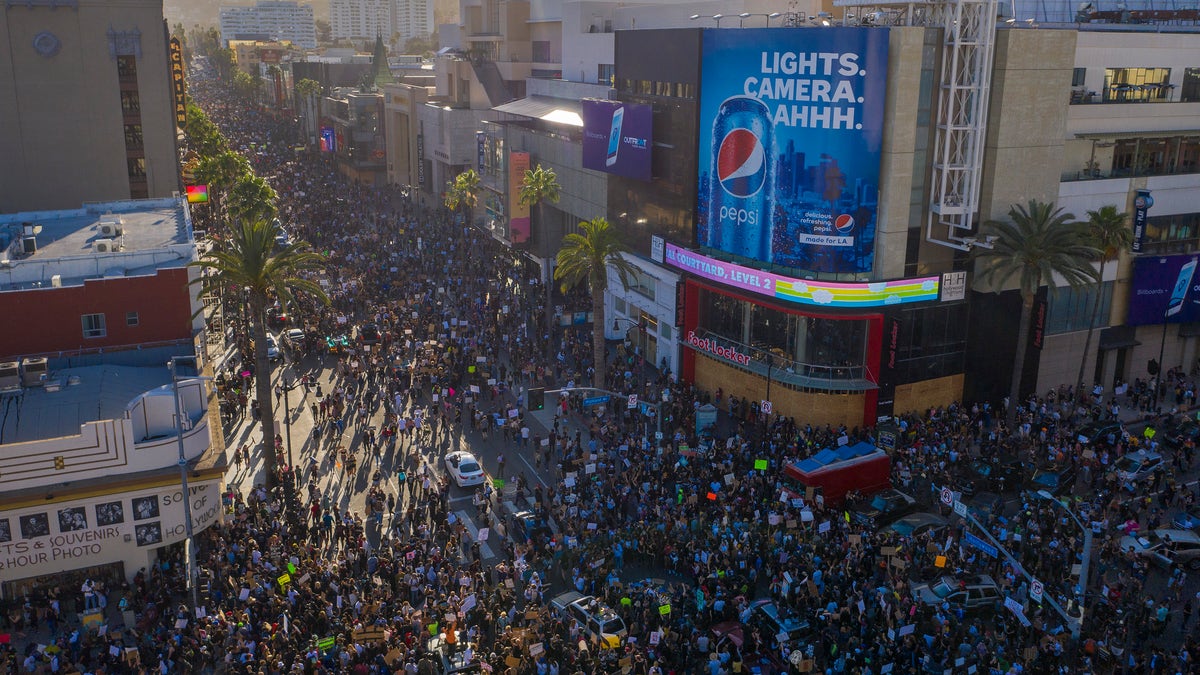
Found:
<box><xmin>582</xmin><ymin>99</ymin><xmax>653</xmax><ymax>181</ymax></box>
<box><xmin>697</xmin><ymin>27</ymin><xmax>889</xmax><ymax>274</ymax></box>
<box><xmin>1129</xmin><ymin>254</ymin><xmax>1200</xmax><ymax>325</ymax></box>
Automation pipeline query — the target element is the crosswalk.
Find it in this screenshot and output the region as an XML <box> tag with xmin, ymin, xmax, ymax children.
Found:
<box><xmin>453</xmin><ymin>509</ymin><xmax>497</xmax><ymax>562</ymax></box>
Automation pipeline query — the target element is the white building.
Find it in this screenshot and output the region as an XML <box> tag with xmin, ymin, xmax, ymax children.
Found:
<box><xmin>330</xmin><ymin>0</ymin><xmax>393</xmax><ymax>42</ymax></box>
<box><xmin>393</xmin><ymin>0</ymin><xmax>434</xmax><ymax>46</ymax></box>
<box><xmin>219</xmin><ymin>1</ymin><xmax>318</xmax><ymax>49</ymax></box>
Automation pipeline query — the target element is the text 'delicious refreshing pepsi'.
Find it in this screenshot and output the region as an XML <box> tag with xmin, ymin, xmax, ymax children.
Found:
<box><xmin>705</xmin><ymin>96</ymin><xmax>775</xmax><ymax>263</ymax></box>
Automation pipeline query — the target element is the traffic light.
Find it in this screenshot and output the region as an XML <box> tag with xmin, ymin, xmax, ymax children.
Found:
<box><xmin>528</xmin><ymin>387</ymin><xmax>545</xmax><ymax>410</ymax></box>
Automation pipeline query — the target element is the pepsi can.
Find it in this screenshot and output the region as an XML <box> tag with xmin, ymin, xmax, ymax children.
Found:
<box><xmin>705</xmin><ymin>96</ymin><xmax>775</xmax><ymax>263</ymax></box>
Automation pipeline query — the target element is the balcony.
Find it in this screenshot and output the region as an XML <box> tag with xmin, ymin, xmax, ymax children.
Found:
<box><xmin>686</xmin><ymin>328</ymin><xmax>877</xmax><ymax>392</ymax></box>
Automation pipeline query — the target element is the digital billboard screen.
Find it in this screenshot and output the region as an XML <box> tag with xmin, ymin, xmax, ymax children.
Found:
<box><xmin>582</xmin><ymin>99</ymin><xmax>652</xmax><ymax>181</ymax></box>
<box><xmin>1128</xmin><ymin>254</ymin><xmax>1200</xmax><ymax>325</ymax></box>
<box><xmin>319</xmin><ymin>127</ymin><xmax>336</xmax><ymax>153</ymax></box>
<box><xmin>697</xmin><ymin>27</ymin><xmax>889</xmax><ymax>274</ymax></box>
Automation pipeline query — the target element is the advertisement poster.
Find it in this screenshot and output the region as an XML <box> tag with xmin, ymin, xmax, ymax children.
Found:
<box><xmin>509</xmin><ymin>151</ymin><xmax>531</xmax><ymax>244</ymax></box>
<box><xmin>697</xmin><ymin>27</ymin><xmax>890</xmax><ymax>274</ymax></box>
<box><xmin>319</xmin><ymin>127</ymin><xmax>335</xmax><ymax>153</ymax></box>
<box><xmin>1131</xmin><ymin>189</ymin><xmax>1153</xmax><ymax>253</ymax></box>
<box><xmin>1129</xmin><ymin>254</ymin><xmax>1200</xmax><ymax>325</ymax></box>
<box><xmin>582</xmin><ymin>100</ymin><xmax>653</xmax><ymax>181</ymax></box>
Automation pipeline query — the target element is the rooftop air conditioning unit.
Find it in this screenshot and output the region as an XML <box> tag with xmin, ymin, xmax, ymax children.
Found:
<box><xmin>21</xmin><ymin>357</ymin><xmax>47</xmax><ymax>387</ymax></box>
<box><xmin>0</xmin><ymin>361</ymin><xmax>19</xmax><ymax>391</ymax></box>
<box><xmin>95</xmin><ymin>238</ymin><xmax>118</xmax><ymax>253</ymax></box>
<box><xmin>100</xmin><ymin>222</ymin><xmax>124</xmax><ymax>237</ymax></box>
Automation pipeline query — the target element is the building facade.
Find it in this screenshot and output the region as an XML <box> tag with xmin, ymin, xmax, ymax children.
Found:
<box><xmin>331</xmin><ymin>0</ymin><xmax>393</xmax><ymax>43</ymax></box>
<box><xmin>0</xmin><ymin>0</ymin><xmax>180</xmax><ymax>212</ymax></box>
<box><xmin>219</xmin><ymin>1</ymin><xmax>317</xmax><ymax>49</ymax></box>
<box><xmin>393</xmin><ymin>0</ymin><xmax>434</xmax><ymax>46</ymax></box>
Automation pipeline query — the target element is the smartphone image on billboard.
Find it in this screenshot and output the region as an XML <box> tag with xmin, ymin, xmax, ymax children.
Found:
<box><xmin>606</xmin><ymin>106</ymin><xmax>624</xmax><ymax>167</ymax></box>
<box><xmin>1167</xmin><ymin>257</ymin><xmax>1198</xmax><ymax>316</ymax></box>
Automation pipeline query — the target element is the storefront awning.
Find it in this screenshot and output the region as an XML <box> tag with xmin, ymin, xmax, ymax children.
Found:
<box><xmin>492</xmin><ymin>96</ymin><xmax>583</xmax><ymax>127</ymax></box>
<box><xmin>1098</xmin><ymin>325</ymin><xmax>1142</xmax><ymax>350</ymax></box>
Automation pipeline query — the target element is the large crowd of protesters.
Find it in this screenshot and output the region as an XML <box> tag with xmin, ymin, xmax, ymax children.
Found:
<box><xmin>10</xmin><ymin>68</ymin><xmax>1200</xmax><ymax>675</ymax></box>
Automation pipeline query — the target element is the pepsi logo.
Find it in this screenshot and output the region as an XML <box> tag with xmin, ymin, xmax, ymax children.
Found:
<box><xmin>717</xmin><ymin>128</ymin><xmax>766</xmax><ymax>198</ymax></box>
<box><xmin>834</xmin><ymin>214</ymin><xmax>855</xmax><ymax>234</ymax></box>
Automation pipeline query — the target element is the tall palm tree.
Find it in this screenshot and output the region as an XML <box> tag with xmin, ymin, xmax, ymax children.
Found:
<box><xmin>227</xmin><ymin>174</ymin><xmax>279</xmax><ymax>224</ymax></box>
<box><xmin>295</xmin><ymin>78</ymin><xmax>322</xmax><ymax>141</ymax></box>
<box><xmin>190</xmin><ymin>217</ymin><xmax>329</xmax><ymax>488</ymax></box>
<box><xmin>519</xmin><ymin>165</ymin><xmax>562</xmax><ymax>355</ymax></box>
<box><xmin>444</xmin><ymin>169</ymin><xmax>480</xmax><ymax>226</ymax></box>
<box><xmin>554</xmin><ymin>217</ymin><xmax>638</xmax><ymax>386</ymax></box>
<box><xmin>973</xmin><ymin>200</ymin><xmax>1100</xmax><ymax>430</ymax></box>
<box><xmin>1074</xmin><ymin>205</ymin><xmax>1131</xmax><ymax>403</ymax></box>
<box><xmin>195</xmin><ymin>150</ymin><xmax>251</xmax><ymax>224</ymax></box>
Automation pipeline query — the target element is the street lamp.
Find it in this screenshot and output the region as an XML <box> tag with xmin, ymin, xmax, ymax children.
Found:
<box><xmin>1036</xmin><ymin>489</ymin><xmax>1092</xmax><ymax>640</ymax></box>
<box><xmin>168</xmin><ymin>355</ymin><xmax>212</xmax><ymax>614</ymax></box>
<box><xmin>690</xmin><ymin>13</ymin><xmax>729</xmax><ymax>27</ymax></box>
<box><xmin>738</xmin><ymin>12</ymin><xmax>782</xmax><ymax>27</ymax></box>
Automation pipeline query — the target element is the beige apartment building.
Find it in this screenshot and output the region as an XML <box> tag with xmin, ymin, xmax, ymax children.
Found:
<box><xmin>0</xmin><ymin>0</ymin><xmax>180</xmax><ymax>213</ymax></box>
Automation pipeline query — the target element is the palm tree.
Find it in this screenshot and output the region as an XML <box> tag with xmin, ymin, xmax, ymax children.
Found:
<box><xmin>1074</xmin><ymin>205</ymin><xmax>1131</xmax><ymax>404</ymax></box>
<box><xmin>194</xmin><ymin>150</ymin><xmax>250</xmax><ymax>224</ymax></box>
<box><xmin>190</xmin><ymin>217</ymin><xmax>329</xmax><ymax>488</ymax></box>
<box><xmin>294</xmin><ymin>78</ymin><xmax>322</xmax><ymax>142</ymax></box>
<box><xmin>444</xmin><ymin>169</ymin><xmax>481</xmax><ymax>227</ymax></box>
<box><xmin>973</xmin><ymin>200</ymin><xmax>1100</xmax><ymax>430</ymax></box>
<box><xmin>227</xmin><ymin>174</ymin><xmax>279</xmax><ymax>224</ymax></box>
<box><xmin>554</xmin><ymin>217</ymin><xmax>638</xmax><ymax>386</ymax></box>
<box><xmin>519</xmin><ymin>165</ymin><xmax>562</xmax><ymax>354</ymax></box>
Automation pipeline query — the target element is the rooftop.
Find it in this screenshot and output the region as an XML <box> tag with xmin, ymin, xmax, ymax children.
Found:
<box><xmin>0</xmin><ymin>197</ymin><xmax>195</xmax><ymax>292</ymax></box>
<box><xmin>0</xmin><ymin>364</ymin><xmax>173</xmax><ymax>445</ymax></box>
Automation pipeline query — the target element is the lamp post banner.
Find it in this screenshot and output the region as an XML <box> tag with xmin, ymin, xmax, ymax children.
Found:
<box><xmin>1132</xmin><ymin>188</ymin><xmax>1153</xmax><ymax>254</ymax></box>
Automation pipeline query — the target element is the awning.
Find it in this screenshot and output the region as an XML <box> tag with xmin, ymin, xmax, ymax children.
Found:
<box><xmin>1076</xmin><ymin>130</ymin><xmax>1200</xmax><ymax>140</ymax></box>
<box><xmin>492</xmin><ymin>96</ymin><xmax>583</xmax><ymax>127</ymax></box>
<box><xmin>1098</xmin><ymin>325</ymin><xmax>1141</xmax><ymax>350</ymax></box>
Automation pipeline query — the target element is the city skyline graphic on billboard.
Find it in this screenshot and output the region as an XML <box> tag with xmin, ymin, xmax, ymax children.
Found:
<box><xmin>697</xmin><ymin>27</ymin><xmax>889</xmax><ymax>274</ymax></box>
<box><xmin>582</xmin><ymin>99</ymin><xmax>653</xmax><ymax>181</ymax></box>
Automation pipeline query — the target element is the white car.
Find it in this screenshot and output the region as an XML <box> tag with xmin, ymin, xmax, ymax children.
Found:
<box><xmin>444</xmin><ymin>451</ymin><xmax>486</xmax><ymax>488</ymax></box>
<box><xmin>265</xmin><ymin>334</ymin><xmax>281</xmax><ymax>361</ymax></box>
<box><xmin>283</xmin><ymin>328</ymin><xmax>305</xmax><ymax>350</ymax></box>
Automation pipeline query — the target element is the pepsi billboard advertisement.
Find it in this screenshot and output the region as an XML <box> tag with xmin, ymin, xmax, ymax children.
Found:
<box><xmin>582</xmin><ymin>99</ymin><xmax>653</xmax><ymax>181</ymax></box>
<box><xmin>1129</xmin><ymin>254</ymin><xmax>1200</xmax><ymax>326</ymax></box>
<box><xmin>697</xmin><ymin>27</ymin><xmax>889</xmax><ymax>274</ymax></box>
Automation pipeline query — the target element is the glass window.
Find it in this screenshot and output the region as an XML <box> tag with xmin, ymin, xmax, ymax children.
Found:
<box><xmin>127</xmin><ymin>157</ymin><xmax>146</xmax><ymax>178</ymax></box>
<box><xmin>1103</xmin><ymin>67</ymin><xmax>1171</xmax><ymax>102</ymax></box>
<box><xmin>1047</xmin><ymin>282</ymin><xmax>1113</xmax><ymax>335</ymax></box>
<box><xmin>597</xmin><ymin>64</ymin><xmax>614</xmax><ymax>85</ymax></box>
<box><xmin>1182</xmin><ymin>68</ymin><xmax>1200</xmax><ymax>103</ymax></box>
<box><xmin>1072</xmin><ymin>67</ymin><xmax>1086</xmax><ymax>87</ymax></box>
<box><xmin>120</xmin><ymin>90</ymin><xmax>140</xmax><ymax>115</ymax></box>
<box><xmin>1142</xmin><ymin>212</ymin><xmax>1200</xmax><ymax>255</ymax></box>
<box><xmin>698</xmin><ymin>289</ymin><xmax>745</xmax><ymax>342</ymax></box>
<box><xmin>750</xmin><ymin>304</ymin><xmax>794</xmax><ymax>358</ymax></box>
<box><xmin>659</xmin><ymin>323</ymin><xmax>672</xmax><ymax>341</ymax></box>
<box><xmin>82</xmin><ymin>314</ymin><xmax>106</xmax><ymax>338</ymax></box>
<box><xmin>117</xmin><ymin>55</ymin><xmax>137</xmax><ymax>80</ymax></box>
<box><xmin>126</xmin><ymin>311</ymin><xmax>139</xmax><ymax>327</ymax></box>
<box><xmin>802</xmin><ymin>316</ymin><xmax>866</xmax><ymax>369</ymax></box>
<box><xmin>124</xmin><ymin>124</ymin><xmax>143</xmax><ymax>148</ymax></box>
<box><xmin>629</xmin><ymin>268</ymin><xmax>656</xmax><ymax>301</ymax></box>
<box><xmin>532</xmin><ymin>41</ymin><xmax>551</xmax><ymax>63</ymax></box>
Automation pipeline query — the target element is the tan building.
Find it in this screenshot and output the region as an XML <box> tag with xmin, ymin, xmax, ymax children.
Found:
<box><xmin>0</xmin><ymin>0</ymin><xmax>180</xmax><ymax>212</ymax></box>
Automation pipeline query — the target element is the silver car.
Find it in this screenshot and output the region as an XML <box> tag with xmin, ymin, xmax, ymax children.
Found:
<box><xmin>1119</xmin><ymin>528</ymin><xmax>1200</xmax><ymax>570</ymax></box>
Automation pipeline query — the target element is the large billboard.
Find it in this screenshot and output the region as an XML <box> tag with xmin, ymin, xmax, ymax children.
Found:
<box><xmin>697</xmin><ymin>27</ymin><xmax>889</xmax><ymax>274</ymax></box>
<box><xmin>1129</xmin><ymin>254</ymin><xmax>1200</xmax><ymax>325</ymax></box>
<box><xmin>582</xmin><ymin>100</ymin><xmax>653</xmax><ymax>181</ymax></box>
<box><xmin>509</xmin><ymin>151</ymin><xmax>531</xmax><ymax>244</ymax></box>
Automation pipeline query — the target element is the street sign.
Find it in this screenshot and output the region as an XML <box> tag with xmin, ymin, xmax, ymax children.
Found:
<box><xmin>940</xmin><ymin>487</ymin><xmax>954</xmax><ymax>506</ymax></box>
<box><xmin>1030</xmin><ymin>579</ymin><xmax>1044</xmax><ymax>603</ymax></box>
<box><xmin>761</xmin><ymin>400</ymin><xmax>773</xmax><ymax>414</ymax></box>
<box><xmin>627</xmin><ymin>394</ymin><xmax>638</xmax><ymax>409</ymax></box>
<box><xmin>963</xmin><ymin>532</ymin><xmax>998</xmax><ymax>558</ymax></box>
<box><xmin>953</xmin><ymin>500</ymin><xmax>967</xmax><ymax>517</ymax></box>
<box><xmin>582</xmin><ymin>395</ymin><xmax>610</xmax><ymax>407</ymax></box>
<box><xmin>655</xmin><ymin>431</ymin><xmax>664</xmax><ymax>440</ymax></box>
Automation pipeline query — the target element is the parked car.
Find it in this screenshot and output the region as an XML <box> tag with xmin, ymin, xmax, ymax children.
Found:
<box><xmin>1075</xmin><ymin>420</ymin><xmax>1123</xmax><ymax>447</ymax></box>
<box><xmin>282</xmin><ymin>327</ymin><xmax>306</xmax><ymax>350</ymax></box>
<box><xmin>963</xmin><ymin>491</ymin><xmax>1007</xmax><ymax>523</ymax></box>
<box><xmin>507</xmin><ymin>509</ymin><xmax>552</xmax><ymax>545</ymax></box>
<box><xmin>711</xmin><ymin>622</ymin><xmax>789</xmax><ymax>674</ymax></box>
<box><xmin>358</xmin><ymin>322</ymin><xmax>381</xmax><ymax>345</ymax></box>
<box><xmin>1110</xmin><ymin>450</ymin><xmax>1165</xmax><ymax>489</ymax></box>
<box><xmin>549</xmin><ymin>592</ymin><xmax>627</xmax><ymax>648</ymax></box>
<box><xmin>850</xmin><ymin>489</ymin><xmax>918</xmax><ymax>528</ymax></box>
<box><xmin>887</xmin><ymin>512</ymin><xmax>949</xmax><ymax>540</ymax></box>
<box><xmin>1164</xmin><ymin>420</ymin><xmax>1200</xmax><ymax>449</ymax></box>
<box><xmin>959</xmin><ymin>459</ymin><xmax>1031</xmax><ymax>497</ymax></box>
<box><xmin>1119</xmin><ymin>528</ymin><xmax>1200</xmax><ymax>570</ymax></box>
<box><xmin>444</xmin><ymin>451</ymin><xmax>486</xmax><ymax>488</ymax></box>
<box><xmin>266</xmin><ymin>304</ymin><xmax>292</xmax><ymax>329</ymax></box>
<box><xmin>742</xmin><ymin>599</ymin><xmax>812</xmax><ymax>655</ymax></box>
<box><xmin>1171</xmin><ymin>509</ymin><xmax>1200</xmax><ymax>531</ymax></box>
<box><xmin>251</xmin><ymin>334</ymin><xmax>282</xmax><ymax>361</ymax></box>
<box><xmin>911</xmin><ymin>575</ymin><xmax>1001</xmax><ymax>613</ymax></box>
<box><xmin>1029</xmin><ymin>464</ymin><xmax>1077</xmax><ymax>497</ymax></box>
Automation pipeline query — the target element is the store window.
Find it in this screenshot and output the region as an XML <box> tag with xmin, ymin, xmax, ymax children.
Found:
<box><xmin>629</xmin><ymin>268</ymin><xmax>656</xmax><ymax>301</ymax></box>
<box><xmin>1142</xmin><ymin>212</ymin><xmax>1200</xmax><ymax>255</ymax></box>
<box><xmin>1182</xmin><ymin>68</ymin><xmax>1200</xmax><ymax>103</ymax></box>
<box><xmin>749</xmin><ymin>304</ymin><xmax>796</xmax><ymax>359</ymax></box>
<box><xmin>699</xmin><ymin>290</ymin><xmax>744</xmax><ymax>341</ymax></box>
<box><xmin>1072</xmin><ymin>67</ymin><xmax>1087</xmax><ymax>87</ymax></box>
<box><xmin>801</xmin><ymin>316</ymin><xmax>867</xmax><ymax>372</ymax></box>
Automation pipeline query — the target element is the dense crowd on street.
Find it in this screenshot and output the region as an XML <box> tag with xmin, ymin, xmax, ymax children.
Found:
<box><xmin>12</xmin><ymin>71</ymin><xmax>1200</xmax><ymax>675</ymax></box>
